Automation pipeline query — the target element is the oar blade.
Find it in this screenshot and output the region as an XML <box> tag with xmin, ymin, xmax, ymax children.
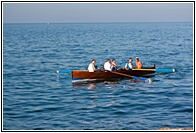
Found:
<box><xmin>155</xmin><ymin>68</ymin><xmax>175</xmax><ymax>73</ymax></box>
<box><xmin>132</xmin><ymin>76</ymin><xmax>152</xmax><ymax>82</ymax></box>
<box><xmin>57</xmin><ymin>70</ymin><xmax>72</xmax><ymax>73</ymax></box>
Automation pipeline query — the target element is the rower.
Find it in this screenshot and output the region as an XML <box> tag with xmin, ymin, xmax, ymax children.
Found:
<box><xmin>104</xmin><ymin>59</ymin><xmax>112</xmax><ymax>71</ymax></box>
<box><xmin>111</xmin><ymin>59</ymin><xmax>118</xmax><ymax>71</ymax></box>
<box><xmin>135</xmin><ymin>57</ymin><xmax>143</xmax><ymax>69</ymax></box>
<box><xmin>88</xmin><ymin>59</ymin><xmax>96</xmax><ymax>72</ymax></box>
<box><xmin>124</xmin><ymin>58</ymin><xmax>133</xmax><ymax>70</ymax></box>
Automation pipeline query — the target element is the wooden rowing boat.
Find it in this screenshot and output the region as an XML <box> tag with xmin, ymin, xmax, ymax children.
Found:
<box><xmin>57</xmin><ymin>66</ymin><xmax>175</xmax><ymax>83</ymax></box>
<box><xmin>72</xmin><ymin>67</ymin><xmax>156</xmax><ymax>82</ymax></box>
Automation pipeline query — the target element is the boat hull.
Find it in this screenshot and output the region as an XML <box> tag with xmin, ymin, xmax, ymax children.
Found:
<box><xmin>72</xmin><ymin>68</ymin><xmax>155</xmax><ymax>82</ymax></box>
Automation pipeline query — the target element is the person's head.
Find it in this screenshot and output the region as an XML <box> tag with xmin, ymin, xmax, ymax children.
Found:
<box><xmin>112</xmin><ymin>59</ymin><xmax>116</xmax><ymax>63</ymax></box>
<box><xmin>106</xmin><ymin>59</ymin><xmax>111</xmax><ymax>63</ymax></box>
<box><xmin>129</xmin><ymin>58</ymin><xmax>132</xmax><ymax>63</ymax></box>
<box><xmin>92</xmin><ymin>59</ymin><xmax>96</xmax><ymax>64</ymax></box>
<box><xmin>136</xmin><ymin>57</ymin><xmax>139</xmax><ymax>62</ymax></box>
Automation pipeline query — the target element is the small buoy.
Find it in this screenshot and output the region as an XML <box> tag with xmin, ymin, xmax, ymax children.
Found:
<box><xmin>56</xmin><ymin>70</ymin><xmax>59</xmax><ymax>73</ymax></box>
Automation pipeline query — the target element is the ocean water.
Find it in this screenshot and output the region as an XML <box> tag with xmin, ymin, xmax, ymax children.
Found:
<box><xmin>3</xmin><ymin>22</ymin><xmax>193</xmax><ymax>130</ymax></box>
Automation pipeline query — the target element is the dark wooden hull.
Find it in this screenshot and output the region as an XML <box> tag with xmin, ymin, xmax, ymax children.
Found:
<box><xmin>72</xmin><ymin>68</ymin><xmax>155</xmax><ymax>82</ymax></box>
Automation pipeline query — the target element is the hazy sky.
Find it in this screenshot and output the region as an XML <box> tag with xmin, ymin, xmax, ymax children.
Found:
<box><xmin>3</xmin><ymin>2</ymin><xmax>193</xmax><ymax>23</ymax></box>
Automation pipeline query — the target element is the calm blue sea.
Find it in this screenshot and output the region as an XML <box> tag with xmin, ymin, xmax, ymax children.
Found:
<box><xmin>3</xmin><ymin>22</ymin><xmax>193</xmax><ymax>130</ymax></box>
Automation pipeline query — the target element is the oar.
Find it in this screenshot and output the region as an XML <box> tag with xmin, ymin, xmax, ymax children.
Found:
<box><xmin>108</xmin><ymin>70</ymin><xmax>151</xmax><ymax>82</ymax></box>
<box><xmin>57</xmin><ymin>70</ymin><xmax>72</xmax><ymax>73</ymax></box>
<box><xmin>155</xmin><ymin>68</ymin><xmax>176</xmax><ymax>73</ymax></box>
<box><xmin>132</xmin><ymin>68</ymin><xmax>175</xmax><ymax>73</ymax></box>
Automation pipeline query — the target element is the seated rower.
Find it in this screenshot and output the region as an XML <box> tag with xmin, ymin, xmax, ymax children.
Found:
<box><xmin>124</xmin><ymin>58</ymin><xmax>133</xmax><ymax>70</ymax></box>
<box><xmin>135</xmin><ymin>57</ymin><xmax>143</xmax><ymax>69</ymax></box>
<box><xmin>111</xmin><ymin>59</ymin><xmax>118</xmax><ymax>71</ymax></box>
<box><xmin>88</xmin><ymin>59</ymin><xmax>96</xmax><ymax>72</ymax></box>
<box><xmin>104</xmin><ymin>59</ymin><xmax>112</xmax><ymax>71</ymax></box>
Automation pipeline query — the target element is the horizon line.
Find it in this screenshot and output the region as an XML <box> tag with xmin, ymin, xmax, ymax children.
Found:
<box><xmin>3</xmin><ymin>21</ymin><xmax>193</xmax><ymax>24</ymax></box>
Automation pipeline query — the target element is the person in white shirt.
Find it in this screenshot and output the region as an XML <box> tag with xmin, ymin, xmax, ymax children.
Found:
<box><xmin>88</xmin><ymin>59</ymin><xmax>96</xmax><ymax>72</ymax></box>
<box><xmin>104</xmin><ymin>59</ymin><xmax>112</xmax><ymax>71</ymax></box>
<box><xmin>124</xmin><ymin>58</ymin><xmax>133</xmax><ymax>70</ymax></box>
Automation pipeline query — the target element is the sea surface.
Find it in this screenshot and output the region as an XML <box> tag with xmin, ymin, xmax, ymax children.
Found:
<box><xmin>3</xmin><ymin>22</ymin><xmax>193</xmax><ymax>130</ymax></box>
